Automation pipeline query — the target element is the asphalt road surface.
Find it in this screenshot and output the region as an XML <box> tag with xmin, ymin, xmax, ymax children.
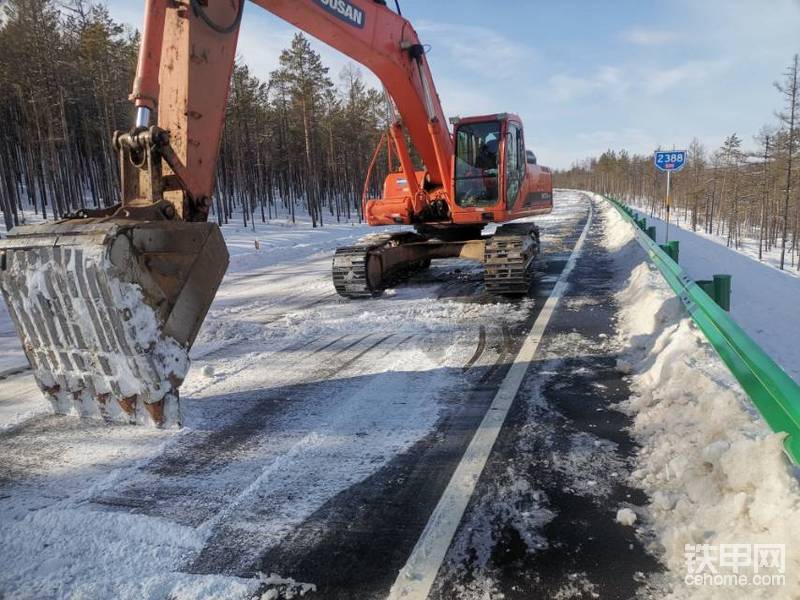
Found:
<box><xmin>0</xmin><ymin>191</ymin><xmax>663</xmax><ymax>599</ymax></box>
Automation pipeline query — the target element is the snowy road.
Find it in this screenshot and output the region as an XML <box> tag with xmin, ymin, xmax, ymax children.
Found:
<box><xmin>0</xmin><ymin>192</ymin><xmax>590</xmax><ymax>598</ymax></box>
<box><xmin>2</xmin><ymin>192</ymin><xmax>795</xmax><ymax>599</ymax></box>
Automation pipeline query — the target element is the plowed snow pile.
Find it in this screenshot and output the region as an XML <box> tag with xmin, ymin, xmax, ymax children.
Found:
<box><xmin>601</xmin><ymin>195</ymin><xmax>800</xmax><ymax>600</ymax></box>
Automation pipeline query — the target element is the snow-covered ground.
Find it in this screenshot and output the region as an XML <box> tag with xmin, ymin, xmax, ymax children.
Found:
<box><xmin>0</xmin><ymin>194</ymin><xmax>588</xmax><ymax>598</ymax></box>
<box><xmin>625</xmin><ymin>205</ymin><xmax>800</xmax><ymax>386</ymax></box>
<box><xmin>602</xmin><ymin>195</ymin><xmax>800</xmax><ymax>599</ymax></box>
<box><xmin>630</xmin><ymin>201</ymin><xmax>800</xmax><ymax>278</ymax></box>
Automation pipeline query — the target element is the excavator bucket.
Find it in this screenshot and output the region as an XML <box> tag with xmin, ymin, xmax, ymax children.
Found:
<box><xmin>0</xmin><ymin>220</ymin><xmax>228</xmax><ymax>427</ymax></box>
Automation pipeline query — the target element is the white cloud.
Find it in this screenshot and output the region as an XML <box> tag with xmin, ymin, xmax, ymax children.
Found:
<box><xmin>549</xmin><ymin>66</ymin><xmax>628</xmax><ymax>102</ymax></box>
<box><xmin>622</xmin><ymin>27</ymin><xmax>679</xmax><ymax>46</ymax></box>
<box><xmin>415</xmin><ymin>21</ymin><xmax>533</xmax><ymax>79</ymax></box>
<box><xmin>642</xmin><ymin>60</ymin><xmax>724</xmax><ymax>94</ymax></box>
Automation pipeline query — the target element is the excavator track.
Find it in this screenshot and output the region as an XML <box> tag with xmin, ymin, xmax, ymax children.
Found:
<box><xmin>332</xmin><ymin>233</ymin><xmax>431</xmax><ymax>299</ymax></box>
<box><xmin>333</xmin><ymin>226</ymin><xmax>541</xmax><ymax>299</ymax></box>
<box><xmin>484</xmin><ymin>223</ymin><xmax>540</xmax><ymax>296</ymax></box>
<box><xmin>331</xmin><ymin>240</ymin><xmax>385</xmax><ymax>299</ymax></box>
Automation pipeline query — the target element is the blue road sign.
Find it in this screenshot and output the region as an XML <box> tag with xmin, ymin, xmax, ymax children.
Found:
<box><xmin>654</xmin><ymin>150</ymin><xmax>687</xmax><ymax>172</ymax></box>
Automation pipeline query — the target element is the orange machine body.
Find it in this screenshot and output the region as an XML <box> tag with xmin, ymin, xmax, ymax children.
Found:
<box><xmin>365</xmin><ymin>113</ymin><xmax>553</xmax><ymax>226</ymax></box>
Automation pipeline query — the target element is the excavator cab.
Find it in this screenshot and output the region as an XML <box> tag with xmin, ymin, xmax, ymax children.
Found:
<box><xmin>452</xmin><ymin>114</ymin><xmax>536</xmax><ymax>217</ymax></box>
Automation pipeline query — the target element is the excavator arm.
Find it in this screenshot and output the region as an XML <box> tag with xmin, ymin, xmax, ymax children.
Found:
<box><xmin>129</xmin><ymin>0</ymin><xmax>452</xmax><ymax>220</ymax></box>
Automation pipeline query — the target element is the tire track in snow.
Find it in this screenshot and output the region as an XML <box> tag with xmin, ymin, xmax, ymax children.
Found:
<box><xmin>477</xmin><ymin>325</ymin><xmax>513</xmax><ymax>385</ymax></box>
<box><xmin>193</xmin><ymin>291</ymin><xmax>338</xmax><ymax>360</ymax></box>
<box><xmin>462</xmin><ymin>326</ymin><xmax>487</xmax><ymax>372</ymax></box>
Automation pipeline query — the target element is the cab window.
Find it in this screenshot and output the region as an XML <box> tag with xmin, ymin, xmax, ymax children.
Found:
<box><xmin>454</xmin><ymin>121</ymin><xmax>501</xmax><ymax>207</ymax></box>
<box><xmin>505</xmin><ymin>124</ymin><xmax>523</xmax><ymax>206</ymax></box>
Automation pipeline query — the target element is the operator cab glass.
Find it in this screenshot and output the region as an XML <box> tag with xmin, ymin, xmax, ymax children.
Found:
<box><xmin>454</xmin><ymin>120</ymin><xmax>501</xmax><ymax>207</ymax></box>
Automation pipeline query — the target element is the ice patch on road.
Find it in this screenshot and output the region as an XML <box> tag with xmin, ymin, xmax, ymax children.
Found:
<box><xmin>257</xmin><ymin>573</ymin><xmax>316</xmax><ymax>599</ymax></box>
<box><xmin>553</xmin><ymin>573</ymin><xmax>600</xmax><ymax>599</ymax></box>
<box><xmin>602</xmin><ymin>197</ymin><xmax>800</xmax><ymax>599</ymax></box>
<box><xmin>551</xmin><ymin>430</ymin><xmax>627</xmax><ymax>499</ymax></box>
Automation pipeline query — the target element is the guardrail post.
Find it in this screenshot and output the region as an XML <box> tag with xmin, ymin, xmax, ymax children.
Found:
<box><xmin>667</xmin><ymin>240</ymin><xmax>679</xmax><ymax>263</ymax></box>
<box><xmin>713</xmin><ymin>274</ymin><xmax>732</xmax><ymax>311</ymax></box>
<box><xmin>696</xmin><ymin>279</ymin><xmax>714</xmax><ymax>298</ymax></box>
<box><xmin>659</xmin><ymin>242</ymin><xmax>679</xmax><ymax>262</ymax></box>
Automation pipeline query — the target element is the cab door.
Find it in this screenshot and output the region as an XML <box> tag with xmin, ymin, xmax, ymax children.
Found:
<box><xmin>504</xmin><ymin>122</ymin><xmax>525</xmax><ymax>209</ymax></box>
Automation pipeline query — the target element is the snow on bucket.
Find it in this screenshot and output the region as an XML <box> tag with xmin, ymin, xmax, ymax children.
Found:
<box><xmin>0</xmin><ymin>219</ymin><xmax>228</xmax><ymax>426</ymax></box>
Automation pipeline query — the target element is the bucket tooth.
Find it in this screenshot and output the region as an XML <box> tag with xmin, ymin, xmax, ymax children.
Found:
<box><xmin>71</xmin><ymin>391</ymin><xmax>85</xmax><ymax>416</ymax></box>
<box><xmin>72</xmin><ymin>389</ymin><xmax>101</xmax><ymax>419</ymax></box>
<box><xmin>161</xmin><ymin>392</ymin><xmax>181</xmax><ymax>428</ymax></box>
<box><xmin>118</xmin><ymin>395</ymin><xmax>138</xmax><ymax>418</ymax></box>
<box><xmin>143</xmin><ymin>398</ymin><xmax>165</xmax><ymax>427</ymax></box>
<box><xmin>45</xmin><ymin>391</ymin><xmax>71</xmax><ymax>415</ymax></box>
<box><xmin>95</xmin><ymin>393</ymin><xmax>111</xmax><ymax>421</ymax></box>
<box><xmin>43</xmin><ymin>384</ymin><xmax>61</xmax><ymax>396</ymax></box>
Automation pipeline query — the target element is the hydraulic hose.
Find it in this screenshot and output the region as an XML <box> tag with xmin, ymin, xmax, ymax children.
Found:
<box><xmin>190</xmin><ymin>0</ymin><xmax>244</xmax><ymax>35</ymax></box>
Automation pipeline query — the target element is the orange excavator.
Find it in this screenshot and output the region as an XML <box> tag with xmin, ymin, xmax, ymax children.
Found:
<box><xmin>0</xmin><ymin>0</ymin><xmax>552</xmax><ymax>426</ymax></box>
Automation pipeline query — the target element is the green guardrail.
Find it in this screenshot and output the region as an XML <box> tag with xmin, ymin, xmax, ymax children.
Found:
<box><xmin>604</xmin><ymin>195</ymin><xmax>800</xmax><ymax>464</ymax></box>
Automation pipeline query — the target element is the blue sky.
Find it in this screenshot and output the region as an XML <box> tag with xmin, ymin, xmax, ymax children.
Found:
<box><xmin>106</xmin><ymin>0</ymin><xmax>800</xmax><ymax>169</ymax></box>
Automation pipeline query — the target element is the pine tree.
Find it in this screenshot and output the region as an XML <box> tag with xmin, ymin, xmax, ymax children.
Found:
<box><xmin>775</xmin><ymin>54</ymin><xmax>799</xmax><ymax>270</ymax></box>
<box><xmin>272</xmin><ymin>34</ymin><xmax>334</xmax><ymax>227</ymax></box>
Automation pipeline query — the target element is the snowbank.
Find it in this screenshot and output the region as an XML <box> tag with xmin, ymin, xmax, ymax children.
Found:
<box><xmin>601</xmin><ymin>195</ymin><xmax>800</xmax><ymax>599</ymax></box>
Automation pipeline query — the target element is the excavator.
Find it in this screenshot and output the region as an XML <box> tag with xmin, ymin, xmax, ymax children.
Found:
<box><xmin>0</xmin><ymin>0</ymin><xmax>552</xmax><ymax>427</ymax></box>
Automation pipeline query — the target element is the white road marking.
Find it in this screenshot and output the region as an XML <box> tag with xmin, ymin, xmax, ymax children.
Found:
<box><xmin>387</xmin><ymin>196</ymin><xmax>595</xmax><ymax>600</ymax></box>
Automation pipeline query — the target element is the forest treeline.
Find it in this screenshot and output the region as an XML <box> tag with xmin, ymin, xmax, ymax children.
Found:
<box><xmin>0</xmin><ymin>0</ymin><xmax>390</xmax><ymax>230</ymax></box>
<box><xmin>3</xmin><ymin>0</ymin><xmax>798</xmax><ymax>261</ymax></box>
<box><xmin>557</xmin><ymin>55</ymin><xmax>800</xmax><ymax>271</ymax></box>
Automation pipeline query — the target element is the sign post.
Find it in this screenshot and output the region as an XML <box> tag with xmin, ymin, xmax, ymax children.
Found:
<box><xmin>654</xmin><ymin>150</ymin><xmax>686</xmax><ymax>243</ymax></box>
